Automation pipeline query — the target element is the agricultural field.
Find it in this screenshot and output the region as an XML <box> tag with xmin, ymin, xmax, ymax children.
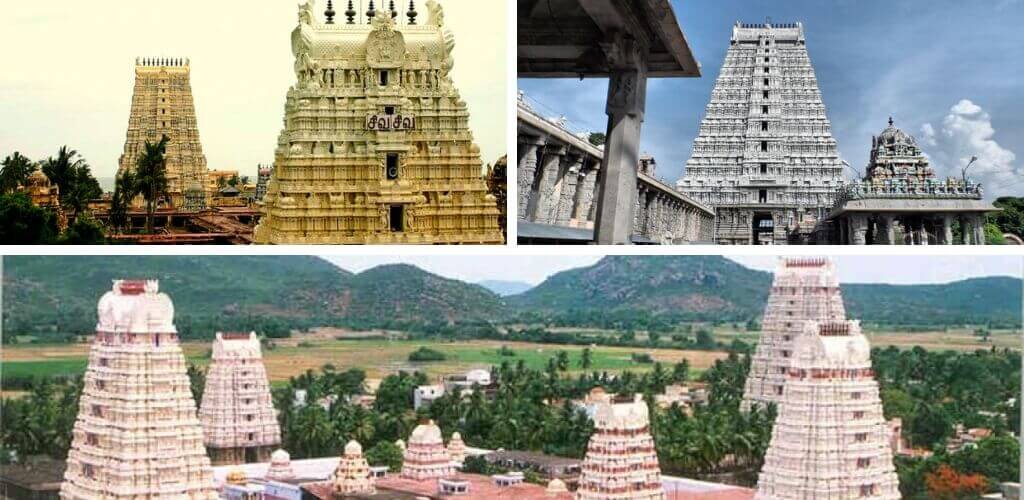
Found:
<box><xmin>0</xmin><ymin>339</ymin><xmax>725</xmax><ymax>389</ymax></box>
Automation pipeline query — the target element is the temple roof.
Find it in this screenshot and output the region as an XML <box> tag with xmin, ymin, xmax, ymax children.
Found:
<box><xmin>876</xmin><ymin>117</ymin><xmax>919</xmax><ymax>149</ymax></box>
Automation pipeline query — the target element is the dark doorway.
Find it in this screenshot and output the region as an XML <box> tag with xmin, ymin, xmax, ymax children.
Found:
<box><xmin>389</xmin><ymin>205</ymin><xmax>404</xmax><ymax>232</ymax></box>
<box><xmin>753</xmin><ymin>212</ymin><xmax>774</xmax><ymax>245</ymax></box>
<box><xmin>245</xmin><ymin>447</ymin><xmax>257</xmax><ymax>463</ymax></box>
<box><xmin>379</xmin><ymin>70</ymin><xmax>389</xmax><ymax>86</ymax></box>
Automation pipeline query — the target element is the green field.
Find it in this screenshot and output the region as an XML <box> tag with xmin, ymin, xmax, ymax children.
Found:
<box><xmin>1</xmin><ymin>339</ymin><xmax>723</xmax><ymax>389</ymax></box>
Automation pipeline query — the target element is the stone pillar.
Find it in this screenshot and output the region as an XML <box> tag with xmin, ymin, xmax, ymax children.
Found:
<box><xmin>516</xmin><ymin>139</ymin><xmax>543</xmax><ymax>219</ymax></box>
<box><xmin>594</xmin><ymin>35</ymin><xmax>648</xmax><ymax>245</ymax></box>
<box><xmin>940</xmin><ymin>215</ymin><xmax>953</xmax><ymax>245</ymax></box>
<box><xmin>553</xmin><ymin>158</ymin><xmax>582</xmax><ymax>226</ymax></box>
<box><xmin>960</xmin><ymin>216</ymin><xmax>971</xmax><ymax>245</ymax></box>
<box><xmin>876</xmin><ymin>215</ymin><xmax>895</xmax><ymax>245</ymax></box>
<box><xmin>973</xmin><ymin>214</ymin><xmax>986</xmax><ymax>245</ymax></box>
<box><xmin>531</xmin><ymin>146</ymin><xmax>565</xmax><ymax>223</ymax></box>
<box><xmin>574</xmin><ymin>165</ymin><xmax>599</xmax><ymax>227</ymax></box>
<box><xmin>850</xmin><ymin>215</ymin><xmax>870</xmax><ymax>245</ymax></box>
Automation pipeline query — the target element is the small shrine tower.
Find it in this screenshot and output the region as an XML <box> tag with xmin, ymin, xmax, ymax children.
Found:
<box><xmin>576</xmin><ymin>394</ymin><xmax>664</xmax><ymax>500</ymax></box>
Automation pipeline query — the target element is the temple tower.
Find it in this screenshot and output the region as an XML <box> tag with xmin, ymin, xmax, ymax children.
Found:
<box><xmin>401</xmin><ymin>420</ymin><xmax>455</xmax><ymax>480</ymax></box>
<box><xmin>576</xmin><ymin>394</ymin><xmax>664</xmax><ymax>500</ymax></box>
<box><xmin>118</xmin><ymin>58</ymin><xmax>209</xmax><ymax>209</ymax></box>
<box><xmin>254</xmin><ymin>1</ymin><xmax>503</xmax><ymax>244</ymax></box>
<box><xmin>199</xmin><ymin>332</ymin><xmax>281</xmax><ymax>465</ymax></box>
<box><xmin>60</xmin><ymin>280</ymin><xmax>216</xmax><ymax>499</ymax></box>
<box><xmin>742</xmin><ymin>257</ymin><xmax>846</xmax><ymax>411</ymax></box>
<box><xmin>755</xmin><ymin>320</ymin><xmax>900</xmax><ymax>499</ymax></box>
<box><xmin>676</xmin><ymin>22</ymin><xmax>845</xmax><ymax>244</ymax></box>
<box><xmin>332</xmin><ymin>440</ymin><xmax>376</xmax><ymax>496</ymax></box>
<box><xmin>446</xmin><ymin>431</ymin><xmax>466</xmax><ymax>467</ymax></box>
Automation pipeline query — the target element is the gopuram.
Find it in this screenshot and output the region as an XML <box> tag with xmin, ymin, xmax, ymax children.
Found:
<box><xmin>754</xmin><ymin>320</ymin><xmax>900</xmax><ymax>499</ymax></box>
<box><xmin>253</xmin><ymin>0</ymin><xmax>503</xmax><ymax>244</ymax></box>
<box><xmin>117</xmin><ymin>58</ymin><xmax>210</xmax><ymax>209</ymax></box>
<box><xmin>332</xmin><ymin>440</ymin><xmax>376</xmax><ymax>496</ymax></box>
<box><xmin>821</xmin><ymin>118</ymin><xmax>997</xmax><ymax>244</ymax></box>
<box><xmin>676</xmin><ymin>22</ymin><xmax>846</xmax><ymax>245</ymax></box>
<box><xmin>60</xmin><ymin>280</ymin><xmax>216</xmax><ymax>499</ymax></box>
<box><xmin>743</xmin><ymin>257</ymin><xmax>846</xmax><ymax>410</ymax></box>
<box><xmin>400</xmin><ymin>420</ymin><xmax>455</xmax><ymax>480</ymax></box>
<box><xmin>199</xmin><ymin>332</ymin><xmax>281</xmax><ymax>465</ymax></box>
<box><xmin>575</xmin><ymin>394</ymin><xmax>665</xmax><ymax>500</ymax></box>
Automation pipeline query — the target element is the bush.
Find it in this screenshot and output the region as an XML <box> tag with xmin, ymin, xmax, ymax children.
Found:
<box><xmin>497</xmin><ymin>345</ymin><xmax>516</xmax><ymax>357</ymax></box>
<box><xmin>365</xmin><ymin>441</ymin><xmax>404</xmax><ymax>471</ymax></box>
<box><xmin>408</xmin><ymin>346</ymin><xmax>446</xmax><ymax>362</ymax></box>
<box><xmin>631</xmin><ymin>352</ymin><xmax>654</xmax><ymax>364</ymax></box>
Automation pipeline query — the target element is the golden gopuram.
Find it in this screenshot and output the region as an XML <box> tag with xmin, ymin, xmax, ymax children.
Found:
<box><xmin>253</xmin><ymin>0</ymin><xmax>503</xmax><ymax>244</ymax></box>
<box><xmin>117</xmin><ymin>57</ymin><xmax>210</xmax><ymax>210</ymax></box>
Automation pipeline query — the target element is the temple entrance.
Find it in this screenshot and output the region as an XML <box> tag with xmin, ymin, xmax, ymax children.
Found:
<box><xmin>244</xmin><ymin>446</ymin><xmax>257</xmax><ymax>463</ymax></box>
<box><xmin>752</xmin><ymin>212</ymin><xmax>774</xmax><ymax>245</ymax></box>
<box><xmin>389</xmin><ymin>205</ymin><xmax>404</xmax><ymax>232</ymax></box>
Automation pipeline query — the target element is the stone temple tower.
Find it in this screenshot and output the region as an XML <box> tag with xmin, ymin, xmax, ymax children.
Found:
<box><xmin>60</xmin><ymin>280</ymin><xmax>215</xmax><ymax>499</ymax></box>
<box><xmin>254</xmin><ymin>1</ymin><xmax>503</xmax><ymax>244</ymax></box>
<box><xmin>118</xmin><ymin>58</ymin><xmax>210</xmax><ymax>209</ymax></box>
<box><xmin>676</xmin><ymin>22</ymin><xmax>845</xmax><ymax>244</ymax></box>
<box><xmin>576</xmin><ymin>394</ymin><xmax>664</xmax><ymax>500</ymax></box>
<box><xmin>743</xmin><ymin>257</ymin><xmax>846</xmax><ymax>411</ymax></box>
<box><xmin>754</xmin><ymin>320</ymin><xmax>900</xmax><ymax>499</ymax></box>
<box><xmin>199</xmin><ymin>332</ymin><xmax>281</xmax><ymax>465</ymax></box>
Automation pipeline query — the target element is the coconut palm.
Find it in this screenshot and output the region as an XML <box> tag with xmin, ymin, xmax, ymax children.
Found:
<box><xmin>41</xmin><ymin>146</ymin><xmax>101</xmax><ymax>221</ymax></box>
<box><xmin>134</xmin><ymin>135</ymin><xmax>170</xmax><ymax>234</ymax></box>
<box><xmin>109</xmin><ymin>170</ymin><xmax>138</xmax><ymax>233</ymax></box>
<box><xmin>0</xmin><ymin>152</ymin><xmax>35</xmax><ymax>194</ymax></box>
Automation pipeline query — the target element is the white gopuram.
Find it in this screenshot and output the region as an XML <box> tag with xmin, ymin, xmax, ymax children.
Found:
<box><xmin>199</xmin><ymin>331</ymin><xmax>281</xmax><ymax>465</ymax></box>
<box><xmin>576</xmin><ymin>394</ymin><xmax>664</xmax><ymax>500</ymax></box>
<box><xmin>676</xmin><ymin>22</ymin><xmax>845</xmax><ymax>245</ymax></box>
<box><xmin>60</xmin><ymin>280</ymin><xmax>216</xmax><ymax>499</ymax></box>
<box><xmin>401</xmin><ymin>420</ymin><xmax>455</xmax><ymax>480</ymax></box>
<box><xmin>332</xmin><ymin>440</ymin><xmax>376</xmax><ymax>496</ymax></box>
<box><xmin>742</xmin><ymin>257</ymin><xmax>846</xmax><ymax>411</ymax></box>
<box><xmin>755</xmin><ymin>320</ymin><xmax>900</xmax><ymax>499</ymax></box>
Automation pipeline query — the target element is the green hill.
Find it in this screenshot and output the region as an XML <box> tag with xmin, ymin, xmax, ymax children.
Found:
<box><xmin>2</xmin><ymin>256</ymin><xmax>505</xmax><ymax>341</ymax></box>
<box><xmin>510</xmin><ymin>256</ymin><xmax>1022</xmax><ymax>328</ymax></box>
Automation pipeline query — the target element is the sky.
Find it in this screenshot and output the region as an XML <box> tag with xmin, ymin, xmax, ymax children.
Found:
<box><xmin>0</xmin><ymin>0</ymin><xmax>507</xmax><ymax>190</ymax></box>
<box><xmin>518</xmin><ymin>0</ymin><xmax>1024</xmax><ymax>199</ymax></box>
<box><xmin>322</xmin><ymin>255</ymin><xmax>1022</xmax><ymax>286</ymax></box>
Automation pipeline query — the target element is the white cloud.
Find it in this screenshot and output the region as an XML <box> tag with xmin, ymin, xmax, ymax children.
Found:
<box><xmin>920</xmin><ymin>99</ymin><xmax>1020</xmax><ymax>199</ymax></box>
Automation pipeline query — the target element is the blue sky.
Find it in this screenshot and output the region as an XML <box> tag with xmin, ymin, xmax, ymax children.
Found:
<box><xmin>519</xmin><ymin>0</ymin><xmax>1024</xmax><ymax>198</ymax></box>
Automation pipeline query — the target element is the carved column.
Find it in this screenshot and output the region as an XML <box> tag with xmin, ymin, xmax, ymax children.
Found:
<box><xmin>633</xmin><ymin>185</ymin><xmax>646</xmax><ymax>237</ymax></box>
<box><xmin>517</xmin><ymin>138</ymin><xmax>543</xmax><ymax>219</ymax></box>
<box><xmin>940</xmin><ymin>214</ymin><xmax>953</xmax><ymax>245</ymax></box>
<box><xmin>594</xmin><ymin>35</ymin><xmax>648</xmax><ymax>244</ymax></box>
<box><xmin>531</xmin><ymin>146</ymin><xmax>565</xmax><ymax>223</ymax></box>
<box><xmin>874</xmin><ymin>215</ymin><xmax>894</xmax><ymax>245</ymax></box>
<box><xmin>959</xmin><ymin>216</ymin><xmax>971</xmax><ymax>245</ymax></box>
<box><xmin>973</xmin><ymin>214</ymin><xmax>986</xmax><ymax>245</ymax></box>
<box><xmin>554</xmin><ymin>157</ymin><xmax>583</xmax><ymax>226</ymax></box>
<box><xmin>850</xmin><ymin>215</ymin><xmax>868</xmax><ymax>245</ymax></box>
<box><xmin>574</xmin><ymin>164</ymin><xmax>599</xmax><ymax>227</ymax></box>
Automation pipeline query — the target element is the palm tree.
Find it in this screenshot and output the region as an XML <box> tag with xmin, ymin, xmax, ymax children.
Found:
<box><xmin>110</xmin><ymin>171</ymin><xmax>137</xmax><ymax>233</ymax></box>
<box><xmin>0</xmin><ymin>152</ymin><xmax>35</xmax><ymax>194</ymax></box>
<box><xmin>134</xmin><ymin>135</ymin><xmax>170</xmax><ymax>234</ymax></box>
<box><xmin>41</xmin><ymin>146</ymin><xmax>100</xmax><ymax>221</ymax></box>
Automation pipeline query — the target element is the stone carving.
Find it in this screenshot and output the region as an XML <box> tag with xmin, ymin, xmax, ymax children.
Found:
<box><xmin>366</xmin><ymin>16</ymin><xmax>407</xmax><ymax>68</ymax></box>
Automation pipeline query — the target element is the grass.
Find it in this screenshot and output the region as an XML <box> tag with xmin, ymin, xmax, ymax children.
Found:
<box><xmin>1</xmin><ymin>339</ymin><xmax>723</xmax><ymax>387</ymax></box>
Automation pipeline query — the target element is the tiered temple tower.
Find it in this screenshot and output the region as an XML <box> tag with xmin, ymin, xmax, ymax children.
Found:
<box><xmin>60</xmin><ymin>280</ymin><xmax>216</xmax><ymax>499</ymax></box>
<box><xmin>446</xmin><ymin>431</ymin><xmax>466</xmax><ymax>467</ymax></box>
<box><xmin>332</xmin><ymin>440</ymin><xmax>376</xmax><ymax>496</ymax></box>
<box><xmin>676</xmin><ymin>22</ymin><xmax>845</xmax><ymax>244</ymax></box>
<box><xmin>754</xmin><ymin>320</ymin><xmax>900</xmax><ymax>499</ymax></box>
<box><xmin>199</xmin><ymin>332</ymin><xmax>281</xmax><ymax>465</ymax></box>
<box><xmin>118</xmin><ymin>58</ymin><xmax>210</xmax><ymax>209</ymax></box>
<box><xmin>743</xmin><ymin>257</ymin><xmax>846</xmax><ymax>411</ymax></box>
<box><xmin>400</xmin><ymin>420</ymin><xmax>455</xmax><ymax>480</ymax></box>
<box><xmin>576</xmin><ymin>394</ymin><xmax>664</xmax><ymax>500</ymax></box>
<box><xmin>254</xmin><ymin>1</ymin><xmax>503</xmax><ymax>244</ymax></box>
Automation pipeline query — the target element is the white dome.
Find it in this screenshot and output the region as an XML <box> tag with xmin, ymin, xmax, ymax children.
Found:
<box><xmin>409</xmin><ymin>421</ymin><xmax>443</xmax><ymax>445</ymax></box>
<box><xmin>271</xmin><ymin>449</ymin><xmax>290</xmax><ymax>463</ymax></box>
<box><xmin>96</xmin><ymin>280</ymin><xmax>176</xmax><ymax>335</ymax></box>
<box><xmin>344</xmin><ymin>440</ymin><xmax>363</xmax><ymax>456</ymax></box>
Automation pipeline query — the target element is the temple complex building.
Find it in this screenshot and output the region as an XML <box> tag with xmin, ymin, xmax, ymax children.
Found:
<box><xmin>754</xmin><ymin>320</ymin><xmax>900</xmax><ymax>499</ymax></box>
<box><xmin>331</xmin><ymin>440</ymin><xmax>375</xmax><ymax>496</ymax></box>
<box><xmin>676</xmin><ymin>22</ymin><xmax>845</xmax><ymax>245</ymax></box>
<box><xmin>576</xmin><ymin>394</ymin><xmax>664</xmax><ymax>500</ymax></box>
<box><xmin>254</xmin><ymin>1</ymin><xmax>502</xmax><ymax>244</ymax></box>
<box><xmin>118</xmin><ymin>57</ymin><xmax>210</xmax><ymax>209</ymax></box>
<box><xmin>400</xmin><ymin>420</ymin><xmax>456</xmax><ymax>480</ymax></box>
<box><xmin>60</xmin><ymin>280</ymin><xmax>216</xmax><ymax>499</ymax></box>
<box><xmin>820</xmin><ymin>118</ymin><xmax>997</xmax><ymax>244</ymax></box>
<box><xmin>743</xmin><ymin>258</ymin><xmax>846</xmax><ymax>410</ymax></box>
<box><xmin>199</xmin><ymin>332</ymin><xmax>281</xmax><ymax>465</ymax></box>
<box><xmin>517</xmin><ymin>93</ymin><xmax>714</xmax><ymax>244</ymax></box>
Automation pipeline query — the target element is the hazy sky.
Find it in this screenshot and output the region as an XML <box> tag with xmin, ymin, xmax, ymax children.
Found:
<box><xmin>323</xmin><ymin>255</ymin><xmax>1022</xmax><ymax>286</ymax></box>
<box><xmin>0</xmin><ymin>0</ymin><xmax>507</xmax><ymax>189</ymax></box>
<box><xmin>519</xmin><ymin>0</ymin><xmax>1024</xmax><ymax>199</ymax></box>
